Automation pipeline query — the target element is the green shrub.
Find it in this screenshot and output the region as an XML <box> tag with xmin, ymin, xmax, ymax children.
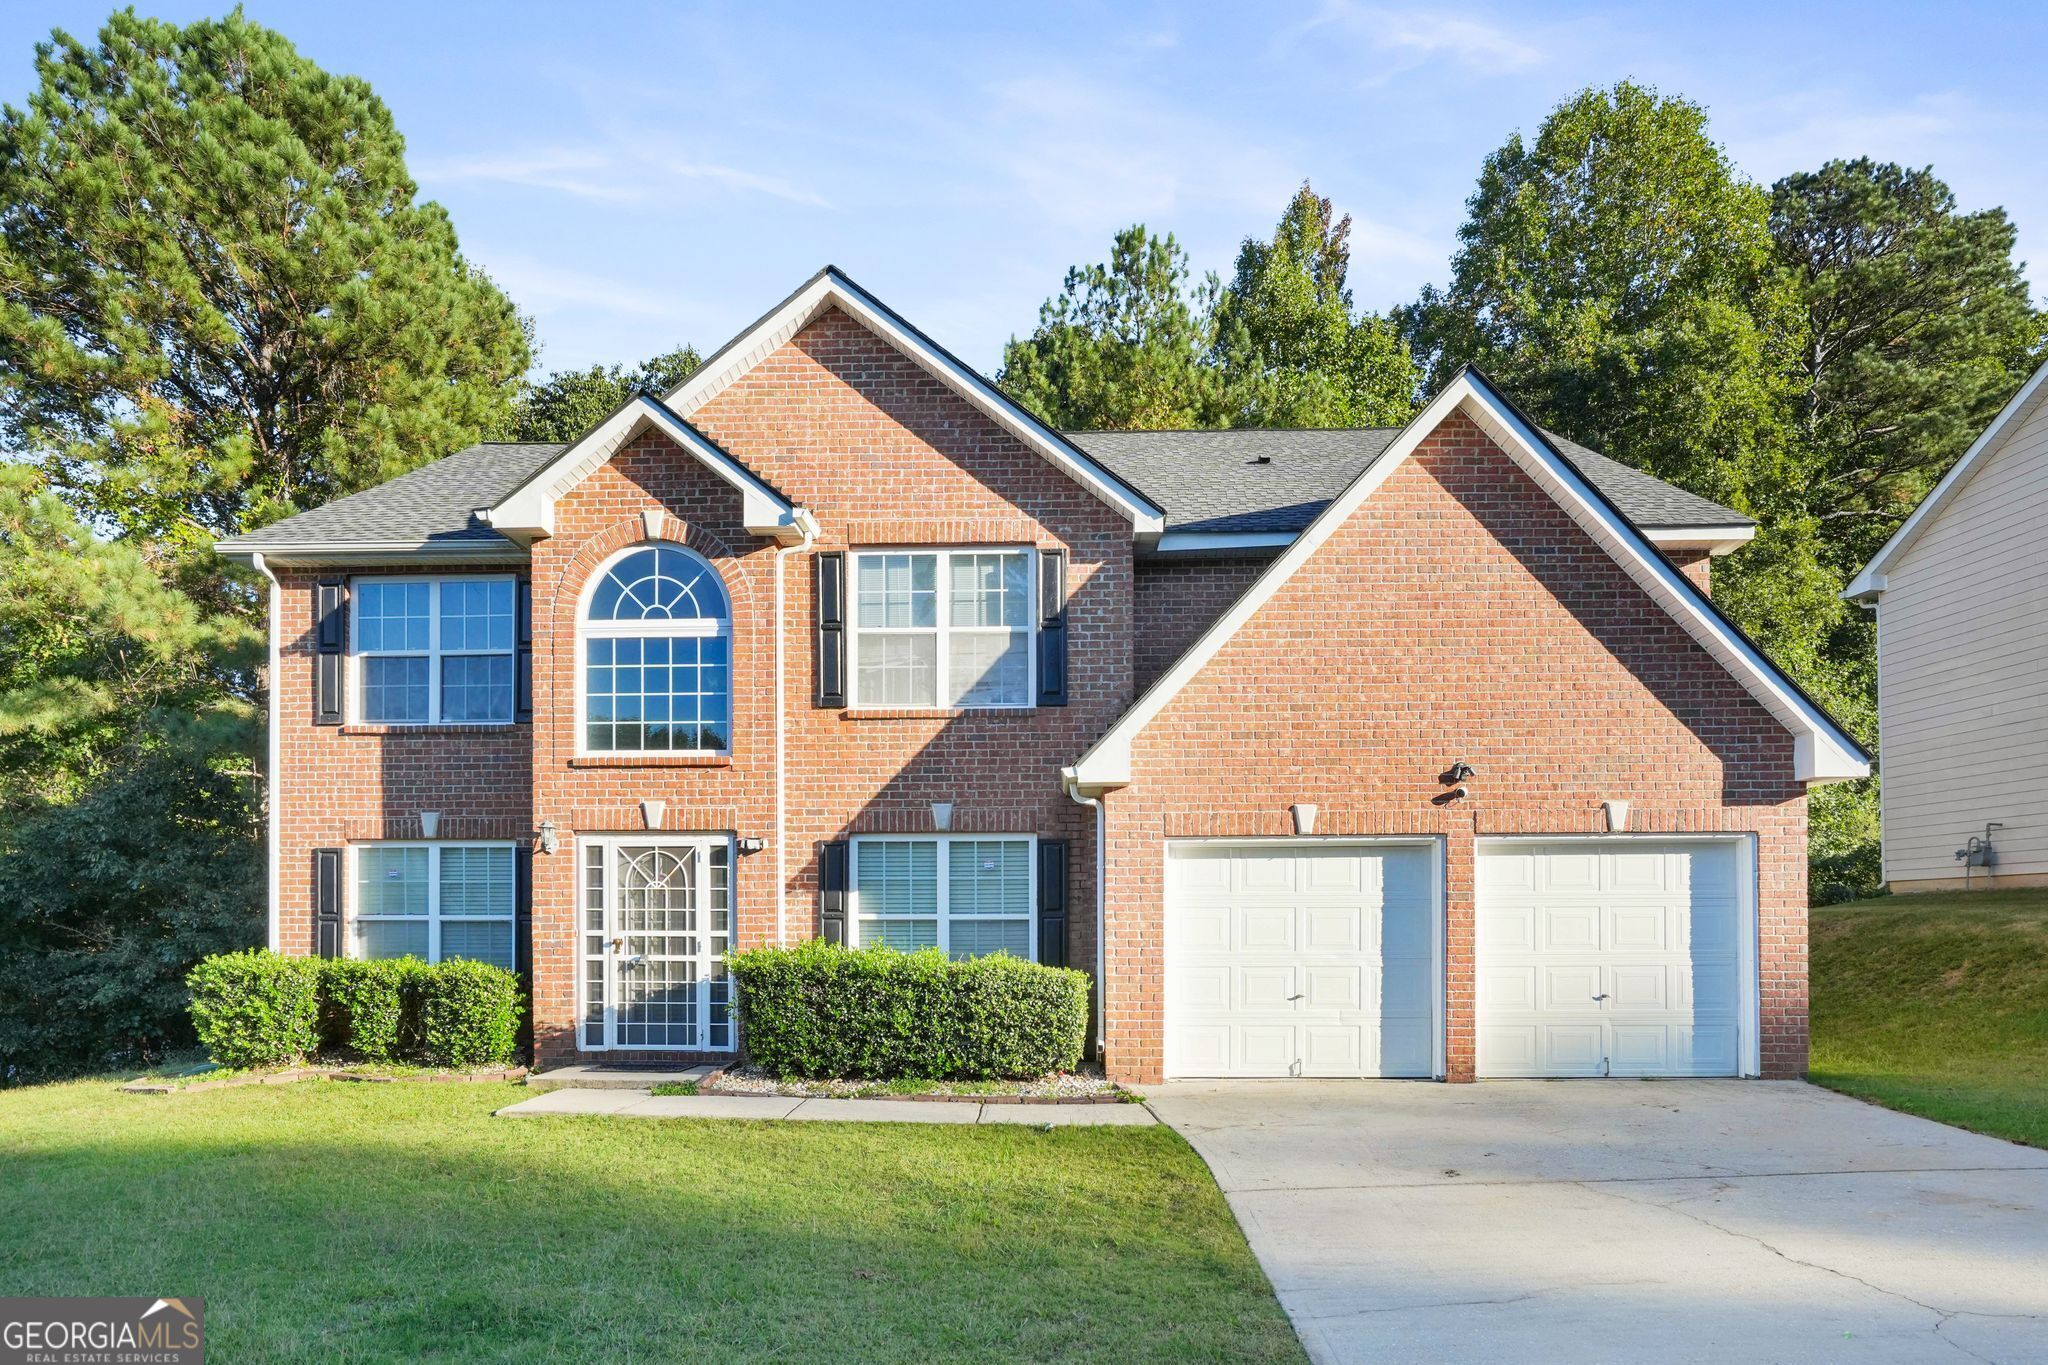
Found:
<box><xmin>415</xmin><ymin>959</ymin><xmax>522</xmax><ymax>1067</ymax></box>
<box><xmin>320</xmin><ymin>957</ymin><xmax>431</xmax><ymax>1062</ymax></box>
<box><xmin>185</xmin><ymin>950</ymin><xmax>322</xmax><ymax>1068</ymax></box>
<box><xmin>728</xmin><ymin>941</ymin><xmax>1089</xmax><ymax>1080</ymax></box>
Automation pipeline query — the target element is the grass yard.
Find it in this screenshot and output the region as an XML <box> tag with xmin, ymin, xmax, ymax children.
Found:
<box><xmin>0</xmin><ymin>1080</ymin><xmax>1303</xmax><ymax>1363</ymax></box>
<box><xmin>1810</xmin><ymin>886</ymin><xmax>2048</xmax><ymax>1148</ymax></box>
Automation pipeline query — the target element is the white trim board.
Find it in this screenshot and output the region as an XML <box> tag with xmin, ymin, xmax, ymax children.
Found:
<box><xmin>485</xmin><ymin>393</ymin><xmax>803</xmax><ymax>544</ymax></box>
<box><xmin>661</xmin><ymin>266</ymin><xmax>1166</xmax><ymax>535</ymax></box>
<box><xmin>1065</xmin><ymin>370</ymin><xmax>1869</xmax><ymax>790</ymax></box>
<box><xmin>1845</xmin><ymin>356</ymin><xmax>2048</xmax><ymax>601</ymax></box>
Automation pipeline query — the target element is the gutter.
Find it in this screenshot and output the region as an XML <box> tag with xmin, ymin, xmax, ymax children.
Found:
<box><xmin>1061</xmin><ymin>767</ymin><xmax>1108</xmax><ymax>1061</ymax></box>
<box><xmin>251</xmin><ymin>553</ymin><xmax>283</xmax><ymax>953</ymax></box>
<box><xmin>774</xmin><ymin>509</ymin><xmax>822</xmax><ymax>944</ymax></box>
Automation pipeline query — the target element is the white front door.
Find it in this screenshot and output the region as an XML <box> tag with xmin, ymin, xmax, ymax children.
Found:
<box><xmin>1476</xmin><ymin>839</ymin><xmax>1751</xmax><ymax>1077</ymax></box>
<box><xmin>1165</xmin><ymin>842</ymin><xmax>1439</xmax><ymax>1079</ymax></box>
<box><xmin>579</xmin><ymin>835</ymin><xmax>735</xmax><ymax>1052</ymax></box>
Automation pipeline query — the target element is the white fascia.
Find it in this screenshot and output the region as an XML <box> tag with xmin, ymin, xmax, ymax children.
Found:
<box><xmin>1642</xmin><ymin>524</ymin><xmax>1756</xmax><ymax>555</ymax></box>
<box><xmin>1844</xmin><ymin>356</ymin><xmax>2048</xmax><ymax>602</ymax></box>
<box><xmin>484</xmin><ymin>394</ymin><xmax>805</xmax><ymax>544</ymax></box>
<box><xmin>1067</xmin><ymin>371</ymin><xmax>1870</xmax><ymax>791</ymax></box>
<box><xmin>662</xmin><ymin>267</ymin><xmax>1167</xmax><ymax>535</ymax></box>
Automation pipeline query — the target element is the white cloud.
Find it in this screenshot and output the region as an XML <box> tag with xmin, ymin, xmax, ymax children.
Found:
<box><xmin>414</xmin><ymin>147</ymin><xmax>643</xmax><ymax>203</ymax></box>
<box><xmin>1718</xmin><ymin>90</ymin><xmax>1976</xmax><ymax>180</ymax></box>
<box><xmin>471</xmin><ymin>252</ymin><xmax>685</xmax><ymax>319</ymax></box>
<box><xmin>660</xmin><ymin>159</ymin><xmax>833</xmax><ymax>208</ymax></box>
<box><xmin>1285</xmin><ymin>1</ymin><xmax>1543</xmax><ymax>79</ymax></box>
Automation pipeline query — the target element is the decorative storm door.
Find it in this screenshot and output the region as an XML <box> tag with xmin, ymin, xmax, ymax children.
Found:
<box><xmin>580</xmin><ymin>836</ymin><xmax>733</xmax><ymax>1051</ymax></box>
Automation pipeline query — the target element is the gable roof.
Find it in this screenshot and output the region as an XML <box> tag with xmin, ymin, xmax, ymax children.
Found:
<box><xmin>1069</xmin><ymin>427</ymin><xmax>1754</xmax><ymax>536</ymax></box>
<box><xmin>1065</xmin><ymin>367</ymin><xmax>1870</xmax><ymax>791</ymax></box>
<box><xmin>216</xmin><ymin>442</ymin><xmax>559</xmax><ymax>563</ymax></box>
<box><xmin>1844</xmin><ymin>357</ymin><xmax>2048</xmax><ymax>601</ymax></box>
<box><xmin>660</xmin><ymin>266</ymin><xmax>1166</xmax><ymax>534</ymax></box>
<box><xmin>483</xmin><ymin>391</ymin><xmax>804</xmax><ymax>543</ymax></box>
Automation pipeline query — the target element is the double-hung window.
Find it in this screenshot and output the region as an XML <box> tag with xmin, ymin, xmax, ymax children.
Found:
<box><xmin>851</xmin><ymin>836</ymin><xmax>1035</xmax><ymax>960</ymax></box>
<box><xmin>353</xmin><ymin>577</ymin><xmax>516</xmax><ymax>724</ymax></box>
<box><xmin>850</xmin><ymin>549</ymin><xmax>1032</xmax><ymax>708</ymax></box>
<box><xmin>352</xmin><ymin>843</ymin><xmax>516</xmax><ymax>968</ymax></box>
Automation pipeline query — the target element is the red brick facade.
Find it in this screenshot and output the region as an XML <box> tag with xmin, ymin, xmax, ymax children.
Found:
<box><xmin>1099</xmin><ymin>412</ymin><xmax>1806</xmax><ymax>1083</ymax></box>
<box><xmin>265</xmin><ymin>310</ymin><xmax>1812</xmax><ymax>1083</ymax></box>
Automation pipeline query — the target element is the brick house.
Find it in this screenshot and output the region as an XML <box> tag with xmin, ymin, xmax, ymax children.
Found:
<box><xmin>218</xmin><ymin>267</ymin><xmax>1867</xmax><ymax>1084</ymax></box>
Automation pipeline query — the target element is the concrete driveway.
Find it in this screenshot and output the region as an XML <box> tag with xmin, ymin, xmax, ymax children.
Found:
<box><xmin>1147</xmin><ymin>1080</ymin><xmax>2048</xmax><ymax>1364</ymax></box>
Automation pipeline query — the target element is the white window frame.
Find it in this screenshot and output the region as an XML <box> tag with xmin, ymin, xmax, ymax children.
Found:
<box><xmin>348</xmin><ymin>574</ymin><xmax>519</xmax><ymax>726</ymax></box>
<box><xmin>576</xmin><ymin>833</ymin><xmax>736</xmax><ymax>1053</ymax></box>
<box><xmin>348</xmin><ymin>840</ymin><xmax>519</xmax><ymax>967</ymax></box>
<box><xmin>575</xmin><ymin>543</ymin><xmax>733</xmax><ymax>758</ymax></box>
<box><xmin>849</xmin><ymin>834</ymin><xmax>1039</xmax><ymax>961</ymax></box>
<box><xmin>846</xmin><ymin>547</ymin><xmax>1038</xmax><ymax>711</ymax></box>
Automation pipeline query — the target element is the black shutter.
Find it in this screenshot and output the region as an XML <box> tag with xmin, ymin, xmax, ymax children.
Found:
<box><xmin>819</xmin><ymin>840</ymin><xmax>849</xmax><ymax>944</ymax></box>
<box><xmin>314</xmin><ymin>847</ymin><xmax>343</xmax><ymax>958</ymax></box>
<box><xmin>1036</xmin><ymin>549</ymin><xmax>1068</xmax><ymax>708</ymax></box>
<box><xmin>514</xmin><ymin>845</ymin><xmax>534</xmax><ymax>973</ymax></box>
<box><xmin>314</xmin><ymin>580</ymin><xmax>347</xmax><ymax>725</ymax></box>
<box><xmin>1037</xmin><ymin>839</ymin><xmax>1069</xmax><ymax>968</ymax></box>
<box><xmin>515</xmin><ymin>577</ymin><xmax>534</xmax><ymax>722</ymax></box>
<box><xmin>815</xmin><ymin>552</ymin><xmax>846</xmax><ymax>708</ymax></box>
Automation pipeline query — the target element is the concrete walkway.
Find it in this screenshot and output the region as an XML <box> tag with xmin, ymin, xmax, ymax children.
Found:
<box><xmin>1149</xmin><ymin>1079</ymin><xmax>2048</xmax><ymax>1365</ymax></box>
<box><xmin>497</xmin><ymin>1088</ymin><xmax>1157</xmax><ymax>1125</ymax></box>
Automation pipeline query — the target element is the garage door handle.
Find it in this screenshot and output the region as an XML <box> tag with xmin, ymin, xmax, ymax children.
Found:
<box><xmin>1288</xmin><ymin>993</ymin><xmax>1305</xmax><ymax>1001</ymax></box>
<box><xmin>1591</xmin><ymin>993</ymin><xmax>1609</xmax><ymax>1001</ymax></box>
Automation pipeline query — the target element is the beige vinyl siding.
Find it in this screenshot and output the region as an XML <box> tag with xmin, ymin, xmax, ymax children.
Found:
<box><xmin>1876</xmin><ymin>390</ymin><xmax>2048</xmax><ymax>884</ymax></box>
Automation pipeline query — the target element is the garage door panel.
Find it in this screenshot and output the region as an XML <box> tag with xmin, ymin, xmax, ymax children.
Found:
<box><xmin>1540</xmin><ymin>963</ymin><xmax>1603</xmax><ymax>1010</ymax></box>
<box><xmin>1480</xmin><ymin>965</ymin><xmax>1537</xmax><ymax>1011</ymax></box>
<box><xmin>1608</xmin><ymin>963</ymin><xmax>1668</xmax><ymax>1010</ymax></box>
<box><xmin>1540</xmin><ymin>906</ymin><xmax>1601</xmax><ymax>951</ymax></box>
<box><xmin>1609</xmin><ymin>906</ymin><xmax>1668</xmax><ymax>951</ymax></box>
<box><xmin>1239</xmin><ymin>965</ymin><xmax>1299</xmax><ymax>1010</ymax></box>
<box><xmin>1239</xmin><ymin>905</ymin><xmax>1296</xmax><ymax>951</ymax></box>
<box><xmin>1381</xmin><ymin>901</ymin><xmax>1431</xmax><ymax>955</ymax></box>
<box><xmin>1380</xmin><ymin>960</ymin><xmax>1431</xmax><ymax>1013</ymax></box>
<box><xmin>1300</xmin><ymin>1025</ymin><xmax>1363</xmax><ymax>1075</ymax></box>
<box><xmin>1478</xmin><ymin>842</ymin><xmax>1748</xmax><ymax>1079</ymax></box>
<box><xmin>1235</xmin><ymin>853</ymin><xmax>1297</xmax><ymax>892</ymax></box>
<box><xmin>1302</xmin><ymin>905</ymin><xmax>1365</xmax><ymax>953</ymax></box>
<box><xmin>1237</xmin><ymin>1025</ymin><xmax>1296</xmax><ymax>1072</ymax></box>
<box><xmin>1301</xmin><ymin>965</ymin><xmax>1365</xmax><ymax>1011</ymax></box>
<box><xmin>1168</xmin><ymin>844</ymin><xmax>1437</xmax><ymax>1079</ymax></box>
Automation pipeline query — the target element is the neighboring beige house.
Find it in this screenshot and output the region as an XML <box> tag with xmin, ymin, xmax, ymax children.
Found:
<box><xmin>1846</xmin><ymin>359</ymin><xmax>2048</xmax><ymax>892</ymax></box>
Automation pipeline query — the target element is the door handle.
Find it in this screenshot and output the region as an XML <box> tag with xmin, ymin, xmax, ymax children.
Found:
<box><xmin>1592</xmin><ymin>993</ymin><xmax>1610</xmax><ymax>1001</ymax></box>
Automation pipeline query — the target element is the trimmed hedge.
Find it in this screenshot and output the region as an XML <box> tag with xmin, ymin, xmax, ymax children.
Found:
<box><xmin>187</xmin><ymin>951</ymin><xmax>522</xmax><ymax>1069</ymax></box>
<box><xmin>727</xmin><ymin>941</ymin><xmax>1089</xmax><ymax>1080</ymax></box>
<box><xmin>417</xmin><ymin>959</ymin><xmax>522</xmax><ymax>1067</ymax></box>
<box><xmin>186</xmin><ymin>951</ymin><xmax>322</xmax><ymax>1069</ymax></box>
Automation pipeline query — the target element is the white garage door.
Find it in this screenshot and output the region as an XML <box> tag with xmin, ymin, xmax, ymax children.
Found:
<box><xmin>1166</xmin><ymin>842</ymin><xmax>1437</xmax><ymax>1078</ymax></box>
<box><xmin>1477</xmin><ymin>840</ymin><xmax>1749</xmax><ymax>1078</ymax></box>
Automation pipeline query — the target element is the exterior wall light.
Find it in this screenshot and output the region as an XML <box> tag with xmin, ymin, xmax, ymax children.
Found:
<box><xmin>738</xmin><ymin>836</ymin><xmax>766</xmax><ymax>855</ymax></box>
<box><xmin>537</xmin><ymin>820</ymin><xmax>559</xmax><ymax>855</ymax></box>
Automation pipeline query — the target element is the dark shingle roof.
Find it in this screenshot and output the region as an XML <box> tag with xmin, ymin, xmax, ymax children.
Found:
<box><xmin>221</xmin><ymin>419</ymin><xmax>1747</xmax><ymax>555</ymax></box>
<box><xmin>1066</xmin><ymin>427</ymin><xmax>1751</xmax><ymax>535</ymax></box>
<box><xmin>219</xmin><ymin>443</ymin><xmax>563</xmax><ymax>552</ymax></box>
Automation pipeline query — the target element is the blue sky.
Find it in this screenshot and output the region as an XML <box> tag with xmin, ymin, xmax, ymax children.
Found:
<box><xmin>6</xmin><ymin>2</ymin><xmax>2044</xmax><ymax>376</ymax></box>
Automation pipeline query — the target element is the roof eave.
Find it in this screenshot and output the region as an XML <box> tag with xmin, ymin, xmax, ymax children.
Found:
<box><xmin>214</xmin><ymin>539</ymin><xmax>529</xmax><ymax>568</ymax></box>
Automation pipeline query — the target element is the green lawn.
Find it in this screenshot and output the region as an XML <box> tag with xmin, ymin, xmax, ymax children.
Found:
<box><xmin>0</xmin><ymin>1080</ymin><xmax>1302</xmax><ymax>1363</ymax></box>
<box><xmin>1811</xmin><ymin>886</ymin><xmax>2048</xmax><ymax>1148</ymax></box>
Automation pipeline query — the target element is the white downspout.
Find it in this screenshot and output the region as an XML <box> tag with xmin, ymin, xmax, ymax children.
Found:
<box><xmin>774</xmin><ymin>510</ymin><xmax>820</xmax><ymax>945</ymax></box>
<box><xmin>251</xmin><ymin>553</ymin><xmax>282</xmax><ymax>953</ymax></box>
<box><xmin>1062</xmin><ymin>770</ymin><xmax>1107</xmax><ymax>1061</ymax></box>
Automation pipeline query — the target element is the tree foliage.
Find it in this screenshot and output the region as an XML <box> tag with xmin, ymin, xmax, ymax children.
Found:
<box><xmin>1772</xmin><ymin>158</ymin><xmax>2042</xmax><ymax>573</ymax></box>
<box><xmin>1214</xmin><ymin>184</ymin><xmax>1417</xmax><ymax>427</ymax></box>
<box><xmin>508</xmin><ymin>345</ymin><xmax>703</xmax><ymax>443</ymax></box>
<box><xmin>0</xmin><ymin>8</ymin><xmax>530</xmax><ymax>553</ymax></box>
<box><xmin>999</xmin><ymin>185</ymin><xmax>1418</xmax><ymax>430</ymax></box>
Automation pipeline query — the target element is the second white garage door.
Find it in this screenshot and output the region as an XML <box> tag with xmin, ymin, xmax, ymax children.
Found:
<box><xmin>1166</xmin><ymin>842</ymin><xmax>1438</xmax><ymax>1078</ymax></box>
<box><xmin>1476</xmin><ymin>839</ymin><xmax>1751</xmax><ymax>1078</ymax></box>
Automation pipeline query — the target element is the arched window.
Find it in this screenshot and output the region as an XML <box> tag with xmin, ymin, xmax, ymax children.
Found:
<box><xmin>581</xmin><ymin>544</ymin><xmax>731</xmax><ymax>754</ymax></box>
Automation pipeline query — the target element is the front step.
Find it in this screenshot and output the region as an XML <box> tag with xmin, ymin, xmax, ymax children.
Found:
<box><xmin>525</xmin><ymin>1064</ymin><xmax>718</xmax><ymax>1093</ymax></box>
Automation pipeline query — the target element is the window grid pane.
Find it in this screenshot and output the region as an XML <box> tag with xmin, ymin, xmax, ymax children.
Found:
<box><xmin>853</xmin><ymin>551</ymin><xmax>1029</xmax><ymax>709</ymax></box>
<box><xmin>362</xmin><ymin>656</ymin><xmax>430</xmax><ymax>723</ymax></box>
<box><xmin>440</xmin><ymin>847</ymin><xmax>515</xmax><ymax>917</ymax></box>
<box><xmin>585</xmin><ymin>635</ymin><xmax>730</xmax><ymax>752</ymax></box>
<box><xmin>356</xmin><ymin>581</ymin><xmax>431</xmax><ymax>652</ymax></box>
<box><xmin>855</xmin><ymin>841</ymin><xmax>939</xmax><ymax>919</ymax></box>
<box><xmin>441</xmin><ymin>655</ymin><xmax>514</xmax><ymax>722</ymax></box>
<box><xmin>356</xmin><ymin>847</ymin><xmax>428</xmax><ymax>916</ymax></box>
<box><xmin>439</xmin><ymin>579</ymin><xmax>515</xmax><ymax>651</ymax></box>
